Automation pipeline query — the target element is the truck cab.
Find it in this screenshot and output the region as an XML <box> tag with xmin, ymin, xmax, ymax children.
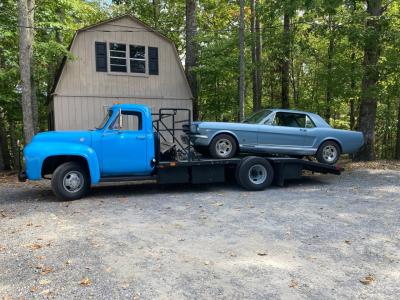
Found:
<box><xmin>22</xmin><ymin>104</ymin><xmax>156</xmax><ymax>199</ymax></box>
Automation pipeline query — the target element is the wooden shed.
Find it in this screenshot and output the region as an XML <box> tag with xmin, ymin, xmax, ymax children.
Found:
<box><xmin>49</xmin><ymin>15</ymin><xmax>192</xmax><ymax>131</ymax></box>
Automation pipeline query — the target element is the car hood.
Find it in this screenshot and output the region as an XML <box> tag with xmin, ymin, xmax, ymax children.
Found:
<box><xmin>194</xmin><ymin>121</ymin><xmax>252</xmax><ymax>130</ymax></box>
<box><xmin>30</xmin><ymin>131</ymin><xmax>93</xmax><ymax>146</ymax></box>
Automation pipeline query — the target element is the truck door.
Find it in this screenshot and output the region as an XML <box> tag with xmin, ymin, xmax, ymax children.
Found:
<box><xmin>101</xmin><ymin>109</ymin><xmax>149</xmax><ymax>176</ymax></box>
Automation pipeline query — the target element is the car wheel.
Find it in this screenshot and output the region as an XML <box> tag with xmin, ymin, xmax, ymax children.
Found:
<box><xmin>316</xmin><ymin>141</ymin><xmax>341</xmax><ymax>165</ymax></box>
<box><xmin>209</xmin><ymin>134</ymin><xmax>237</xmax><ymax>159</ymax></box>
<box><xmin>51</xmin><ymin>162</ymin><xmax>90</xmax><ymax>201</ymax></box>
<box><xmin>237</xmin><ymin>156</ymin><xmax>274</xmax><ymax>190</ymax></box>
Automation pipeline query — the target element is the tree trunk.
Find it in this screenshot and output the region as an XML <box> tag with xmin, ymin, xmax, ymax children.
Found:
<box><xmin>349</xmin><ymin>0</ymin><xmax>357</xmax><ymax>130</ymax></box>
<box><xmin>356</xmin><ymin>0</ymin><xmax>382</xmax><ymax>161</ymax></box>
<box><xmin>281</xmin><ymin>12</ymin><xmax>290</xmax><ymax>109</ymax></box>
<box><xmin>0</xmin><ymin>111</ymin><xmax>11</xmax><ymax>170</ymax></box>
<box><xmin>238</xmin><ymin>0</ymin><xmax>246</xmax><ymax>121</ymax></box>
<box><xmin>396</xmin><ymin>98</ymin><xmax>400</xmax><ymax>160</ymax></box>
<box><xmin>28</xmin><ymin>0</ymin><xmax>38</xmax><ymax>133</ymax></box>
<box><xmin>325</xmin><ymin>33</ymin><xmax>334</xmax><ymax>123</ymax></box>
<box><xmin>250</xmin><ymin>0</ymin><xmax>262</xmax><ymax>112</ymax></box>
<box><xmin>18</xmin><ymin>0</ymin><xmax>35</xmax><ymax>144</ymax></box>
<box><xmin>152</xmin><ymin>0</ymin><xmax>160</xmax><ymax>29</ymax></box>
<box><xmin>9</xmin><ymin>120</ymin><xmax>20</xmax><ymax>170</ymax></box>
<box><xmin>350</xmin><ymin>51</ymin><xmax>356</xmax><ymax>130</ymax></box>
<box><xmin>185</xmin><ymin>0</ymin><xmax>199</xmax><ymax>121</ymax></box>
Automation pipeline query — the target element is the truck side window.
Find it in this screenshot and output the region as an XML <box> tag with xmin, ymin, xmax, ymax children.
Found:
<box><xmin>111</xmin><ymin>111</ymin><xmax>143</xmax><ymax>131</ymax></box>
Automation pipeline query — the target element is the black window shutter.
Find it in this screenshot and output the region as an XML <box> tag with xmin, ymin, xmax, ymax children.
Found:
<box><xmin>148</xmin><ymin>47</ymin><xmax>159</xmax><ymax>75</ymax></box>
<box><xmin>95</xmin><ymin>42</ymin><xmax>107</xmax><ymax>72</ymax></box>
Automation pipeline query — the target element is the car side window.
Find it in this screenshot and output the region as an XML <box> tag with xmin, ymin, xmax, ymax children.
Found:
<box><xmin>110</xmin><ymin>110</ymin><xmax>143</xmax><ymax>131</ymax></box>
<box><xmin>305</xmin><ymin>115</ymin><xmax>316</xmax><ymax>128</ymax></box>
<box><xmin>272</xmin><ymin>112</ymin><xmax>307</xmax><ymax>128</ymax></box>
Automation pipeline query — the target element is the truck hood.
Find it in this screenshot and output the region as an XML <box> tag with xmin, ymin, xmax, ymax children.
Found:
<box><xmin>30</xmin><ymin>131</ymin><xmax>93</xmax><ymax>146</ymax></box>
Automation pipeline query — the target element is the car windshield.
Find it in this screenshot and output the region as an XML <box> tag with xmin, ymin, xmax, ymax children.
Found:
<box><xmin>243</xmin><ymin>109</ymin><xmax>273</xmax><ymax>124</ymax></box>
<box><xmin>96</xmin><ymin>110</ymin><xmax>113</xmax><ymax>129</ymax></box>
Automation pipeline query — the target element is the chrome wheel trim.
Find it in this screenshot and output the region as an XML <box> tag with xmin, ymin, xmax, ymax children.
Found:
<box><xmin>215</xmin><ymin>138</ymin><xmax>233</xmax><ymax>157</ymax></box>
<box><xmin>62</xmin><ymin>171</ymin><xmax>84</xmax><ymax>193</ymax></box>
<box><xmin>322</xmin><ymin>145</ymin><xmax>338</xmax><ymax>163</ymax></box>
<box><xmin>248</xmin><ymin>164</ymin><xmax>267</xmax><ymax>185</ymax></box>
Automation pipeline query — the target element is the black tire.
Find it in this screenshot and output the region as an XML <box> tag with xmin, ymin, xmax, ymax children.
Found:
<box><xmin>51</xmin><ymin>162</ymin><xmax>90</xmax><ymax>201</ymax></box>
<box><xmin>235</xmin><ymin>156</ymin><xmax>253</xmax><ymax>186</ymax></box>
<box><xmin>237</xmin><ymin>156</ymin><xmax>274</xmax><ymax>191</ymax></box>
<box><xmin>209</xmin><ymin>134</ymin><xmax>237</xmax><ymax>159</ymax></box>
<box><xmin>316</xmin><ymin>141</ymin><xmax>341</xmax><ymax>165</ymax></box>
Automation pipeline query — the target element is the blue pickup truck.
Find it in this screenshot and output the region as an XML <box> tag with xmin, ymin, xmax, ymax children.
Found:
<box><xmin>19</xmin><ymin>104</ymin><xmax>342</xmax><ymax>200</ymax></box>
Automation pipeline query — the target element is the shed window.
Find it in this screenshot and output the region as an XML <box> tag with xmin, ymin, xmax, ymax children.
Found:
<box><xmin>99</xmin><ymin>42</ymin><xmax>158</xmax><ymax>75</ymax></box>
<box><xmin>109</xmin><ymin>43</ymin><xmax>127</xmax><ymax>72</ymax></box>
<box><xmin>130</xmin><ymin>45</ymin><xmax>146</xmax><ymax>73</ymax></box>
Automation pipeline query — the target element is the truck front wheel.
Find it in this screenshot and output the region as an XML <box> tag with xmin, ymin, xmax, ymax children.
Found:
<box><xmin>51</xmin><ymin>162</ymin><xmax>90</xmax><ymax>201</ymax></box>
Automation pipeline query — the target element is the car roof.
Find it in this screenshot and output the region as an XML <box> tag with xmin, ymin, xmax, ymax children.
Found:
<box><xmin>269</xmin><ymin>108</ymin><xmax>313</xmax><ymax>115</ymax></box>
<box><xmin>111</xmin><ymin>103</ymin><xmax>149</xmax><ymax>111</ymax></box>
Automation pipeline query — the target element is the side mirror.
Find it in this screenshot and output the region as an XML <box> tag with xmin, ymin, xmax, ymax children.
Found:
<box><xmin>118</xmin><ymin>108</ymin><xmax>123</xmax><ymax>129</ymax></box>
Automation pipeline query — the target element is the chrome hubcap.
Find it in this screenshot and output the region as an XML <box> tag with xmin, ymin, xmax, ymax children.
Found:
<box><xmin>322</xmin><ymin>145</ymin><xmax>338</xmax><ymax>163</ymax></box>
<box><xmin>248</xmin><ymin>164</ymin><xmax>267</xmax><ymax>185</ymax></box>
<box><xmin>63</xmin><ymin>171</ymin><xmax>84</xmax><ymax>193</ymax></box>
<box><xmin>216</xmin><ymin>139</ymin><xmax>233</xmax><ymax>157</ymax></box>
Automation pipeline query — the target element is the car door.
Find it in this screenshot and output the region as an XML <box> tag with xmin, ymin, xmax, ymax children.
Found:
<box><xmin>303</xmin><ymin>115</ymin><xmax>318</xmax><ymax>147</ymax></box>
<box><xmin>100</xmin><ymin>109</ymin><xmax>148</xmax><ymax>176</ymax></box>
<box><xmin>257</xmin><ymin>112</ymin><xmax>307</xmax><ymax>151</ymax></box>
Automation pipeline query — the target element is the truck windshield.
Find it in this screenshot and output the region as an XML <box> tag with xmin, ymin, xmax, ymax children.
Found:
<box><xmin>96</xmin><ymin>110</ymin><xmax>113</xmax><ymax>129</ymax></box>
<box><xmin>243</xmin><ymin>109</ymin><xmax>272</xmax><ymax>124</ymax></box>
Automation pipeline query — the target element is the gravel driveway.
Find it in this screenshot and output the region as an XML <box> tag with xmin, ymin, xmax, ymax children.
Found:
<box><xmin>1</xmin><ymin>167</ymin><xmax>399</xmax><ymax>299</ymax></box>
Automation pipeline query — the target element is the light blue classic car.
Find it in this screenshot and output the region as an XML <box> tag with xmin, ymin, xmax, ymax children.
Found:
<box><xmin>189</xmin><ymin>109</ymin><xmax>364</xmax><ymax>164</ymax></box>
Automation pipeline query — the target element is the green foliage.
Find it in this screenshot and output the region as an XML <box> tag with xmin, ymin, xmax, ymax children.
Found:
<box><xmin>0</xmin><ymin>0</ymin><xmax>399</xmax><ymax>160</ymax></box>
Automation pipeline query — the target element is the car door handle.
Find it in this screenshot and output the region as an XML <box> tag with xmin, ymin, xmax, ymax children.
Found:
<box><xmin>136</xmin><ymin>135</ymin><xmax>146</xmax><ymax>140</ymax></box>
<box><xmin>300</xmin><ymin>128</ymin><xmax>307</xmax><ymax>132</ymax></box>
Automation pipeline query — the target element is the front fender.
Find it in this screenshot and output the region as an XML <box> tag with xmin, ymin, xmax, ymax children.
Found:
<box><xmin>209</xmin><ymin>130</ymin><xmax>240</xmax><ymax>144</ymax></box>
<box><xmin>24</xmin><ymin>142</ymin><xmax>101</xmax><ymax>184</ymax></box>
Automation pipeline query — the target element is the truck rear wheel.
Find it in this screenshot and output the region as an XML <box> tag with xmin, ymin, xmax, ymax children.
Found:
<box><xmin>51</xmin><ymin>162</ymin><xmax>90</xmax><ymax>201</ymax></box>
<box><xmin>237</xmin><ymin>157</ymin><xmax>274</xmax><ymax>190</ymax></box>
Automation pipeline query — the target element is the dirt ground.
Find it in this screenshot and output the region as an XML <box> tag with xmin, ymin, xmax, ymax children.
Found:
<box><xmin>0</xmin><ymin>164</ymin><xmax>399</xmax><ymax>299</ymax></box>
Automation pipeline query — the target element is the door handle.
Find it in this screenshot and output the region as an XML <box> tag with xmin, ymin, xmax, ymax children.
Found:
<box><xmin>300</xmin><ymin>128</ymin><xmax>307</xmax><ymax>132</ymax></box>
<box><xmin>136</xmin><ymin>135</ymin><xmax>146</xmax><ymax>140</ymax></box>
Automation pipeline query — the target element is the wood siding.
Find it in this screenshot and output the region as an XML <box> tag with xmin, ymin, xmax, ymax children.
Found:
<box><xmin>53</xmin><ymin>96</ymin><xmax>192</xmax><ymax>130</ymax></box>
<box><xmin>53</xmin><ymin>16</ymin><xmax>192</xmax><ymax>130</ymax></box>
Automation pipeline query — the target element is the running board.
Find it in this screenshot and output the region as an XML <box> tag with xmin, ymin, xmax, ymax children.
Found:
<box><xmin>100</xmin><ymin>175</ymin><xmax>156</xmax><ymax>183</ymax></box>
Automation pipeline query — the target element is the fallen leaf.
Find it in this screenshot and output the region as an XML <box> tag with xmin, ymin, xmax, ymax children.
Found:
<box><xmin>204</xmin><ymin>261</ymin><xmax>210</xmax><ymax>265</ymax></box>
<box><xmin>214</xmin><ymin>202</ymin><xmax>224</xmax><ymax>206</ymax></box>
<box><xmin>345</xmin><ymin>240</ymin><xmax>352</xmax><ymax>245</ymax></box>
<box><xmin>39</xmin><ymin>279</ymin><xmax>51</xmax><ymax>285</ymax></box>
<box><xmin>178</xmin><ymin>238</ymin><xmax>185</xmax><ymax>242</ymax></box>
<box><xmin>289</xmin><ymin>279</ymin><xmax>299</xmax><ymax>288</ymax></box>
<box><xmin>120</xmin><ymin>283</ymin><xmax>129</xmax><ymax>289</ymax></box>
<box><xmin>360</xmin><ymin>274</ymin><xmax>374</xmax><ymax>285</ymax></box>
<box><xmin>229</xmin><ymin>251</ymin><xmax>237</xmax><ymax>257</ymax></box>
<box><xmin>26</xmin><ymin>243</ymin><xmax>42</xmax><ymax>250</ymax></box>
<box><xmin>80</xmin><ymin>277</ymin><xmax>92</xmax><ymax>286</ymax></box>
<box><xmin>257</xmin><ymin>251</ymin><xmax>267</xmax><ymax>256</ymax></box>
<box><xmin>30</xmin><ymin>286</ymin><xmax>38</xmax><ymax>292</ymax></box>
<box><xmin>26</xmin><ymin>222</ymin><xmax>33</xmax><ymax>226</ymax></box>
<box><xmin>0</xmin><ymin>245</ymin><xmax>5</xmax><ymax>252</ymax></box>
<box><xmin>40</xmin><ymin>289</ymin><xmax>51</xmax><ymax>296</ymax></box>
<box><xmin>37</xmin><ymin>266</ymin><xmax>53</xmax><ymax>275</ymax></box>
<box><xmin>65</xmin><ymin>260</ymin><xmax>72</xmax><ymax>265</ymax></box>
